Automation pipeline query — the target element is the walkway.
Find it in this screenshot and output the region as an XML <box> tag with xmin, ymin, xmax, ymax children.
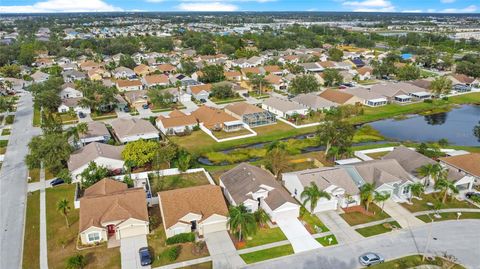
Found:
<box><xmin>381</xmin><ymin>200</ymin><xmax>424</xmax><ymax>228</ymax></box>
<box><xmin>204</xmin><ymin>231</ymin><xmax>245</xmax><ymax>269</ymax></box>
<box><xmin>0</xmin><ymin>92</ymin><xmax>41</xmax><ymax>269</ymax></box>
<box><xmin>120</xmin><ymin>235</ymin><xmax>150</xmax><ymax>269</ymax></box>
<box><xmin>316</xmin><ymin>211</ymin><xmax>363</xmax><ymax>244</ymax></box>
<box><xmin>276</xmin><ymin>218</ymin><xmax>322</xmax><ymax>253</ymax></box>
<box><xmin>39</xmin><ymin>165</ymin><xmax>48</xmax><ymax>269</ymax></box>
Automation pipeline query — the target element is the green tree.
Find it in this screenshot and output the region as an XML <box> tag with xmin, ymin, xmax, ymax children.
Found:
<box><xmin>210</xmin><ymin>84</ymin><xmax>235</xmax><ymax>100</ymax></box>
<box><xmin>57</xmin><ymin>198</ymin><xmax>71</xmax><ymax>227</ymax></box>
<box><xmin>264</xmin><ymin>146</ymin><xmax>289</xmax><ymax>180</ymax></box>
<box><xmin>40</xmin><ymin>112</ymin><xmax>63</xmax><ymax>135</ymax></box>
<box><xmin>79</xmin><ymin>161</ymin><xmax>109</xmax><ymax>188</ymax></box>
<box><xmin>179</xmin><ymin>59</ymin><xmax>197</xmax><ymax>76</ymax></box>
<box><xmin>316</xmin><ymin>120</ymin><xmax>355</xmax><ymax>156</ymax></box>
<box><xmin>372</xmin><ymin>60</ymin><xmax>395</xmax><ymax>79</ymax></box>
<box><xmin>198</xmin><ymin>44</ymin><xmax>216</xmax><ymax>55</ymax></box>
<box><xmin>0</xmin><ymin>64</ymin><xmax>21</xmax><ymax>78</ymax></box>
<box><xmin>301</xmin><ymin>182</ymin><xmax>331</xmax><ymax>212</ymax></box>
<box><xmin>323</xmin><ymin>68</ymin><xmax>344</xmax><ymax>87</ymax></box>
<box><xmin>288</xmin><ymin>74</ymin><xmax>320</xmax><ymax>95</ymax></box>
<box><xmin>177</xmin><ymin>151</ymin><xmax>192</xmax><ymax>172</ymax></box>
<box><xmin>148</xmin><ymin>89</ymin><xmax>174</xmax><ymax>108</ymax></box>
<box><xmin>35</xmin><ymin>90</ymin><xmax>62</xmax><ymax>112</ymax></box>
<box><xmin>435</xmin><ymin>176</ymin><xmax>459</xmax><ymax>203</ymax></box>
<box><xmin>360</xmin><ymin>183</ymin><xmax>375</xmax><ymax>212</ymax></box>
<box><xmin>417</xmin><ymin>163</ymin><xmax>443</xmax><ymax>186</ymax></box>
<box><xmin>66</xmin><ymin>122</ymin><xmax>88</xmax><ymax>147</ymax></box>
<box><xmin>247</xmin><ymin>74</ymin><xmax>270</xmax><ymax>95</ymax></box>
<box><xmin>227</xmin><ymin>205</ymin><xmax>257</xmax><ymax>242</ymax></box>
<box><xmin>253</xmin><ymin>208</ymin><xmax>269</xmax><ymax>228</ymax></box>
<box><xmin>118</xmin><ymin>54</ymin><xmax>136</xmax><ymax>69</ymax></box>
<box><xmin>328</xmin><ymin>48</ymin><xmax>343</xmax><ymax>61</ymax></box>
<box><xmin>429</xmin><ymin>76</ymin><xmax>452</xmax><ymax>97</ymax></box>
<box><xmin>25</xmin><ymin>133</ymin><xmax>72</xmax><ymax>173</ymax></box>
<box><xmin>66</xmin><ymin>254</ymin><xmax>87</xmax><ymax>269</ymax></box>
<box><xmin>374</xmin><ymin>191</ymin><xmax>391</xmax><ymax>213</ymax></box>
<box><xmin>0</xmin><ymin>97</ymin><xmax>16</xmax><ymax>113</ymax></box>
<box><xmin>407</xmin><ymin>182</ymin><xmax>425</xmax><ymax>203</ymax></box>
<box><xmin>199</xmin><ymin>65</ymin><xmax>225</xmax><ymax>83</ymax></box>
<box><xmin>57</xmin><ymin>169</ymin><xmax>73</xmax><ymax>184</ymax></box>
<box><xmin>18</xmin><ymin>43</ymin><xmax>36</xmax><ymax>66</ymax></box>
<box><xmin>396</xmin><ymin>65</ymin><xmax>420</xmax><ymax>81</ymax></box>
<box><xmin>121</xmin><ymin>139</ymin><xmax>159</xmax><ymax>167</ymax></box>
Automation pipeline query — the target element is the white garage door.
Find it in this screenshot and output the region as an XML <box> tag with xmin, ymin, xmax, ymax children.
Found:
<box><xmin>202</xmin><ymin>221</ymin><xmax>227</xmax><ymax>235</ymax></box>
<box><xmin>273</xmin><ymin>207</ymin><xmax>300</xmax><ymax>222</ymax></box>
<box><xmin>118</xmin><ymin>225</ymin><xmax>147</xmax><ymax>239</ymax></box>
<box><xmin>314</xmin><ymin>200</ymin><xmax>338</xmax><ymax>213</ymax></box>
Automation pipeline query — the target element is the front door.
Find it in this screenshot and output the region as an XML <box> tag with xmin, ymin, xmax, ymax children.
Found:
<box><xmin>191</xmin><ymin>221</ymin><xmax>197</xmax><ymax>231</ymax></box>
<box><xmin>107</xmin><ymin>224</ymin><xmax>115</xmax><ymax>236</ymax></box>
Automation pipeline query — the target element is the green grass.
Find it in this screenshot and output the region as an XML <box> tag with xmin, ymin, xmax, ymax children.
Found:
<box><xmin>340</xmin><ymin>204</ymin><xmax>391</xmax><ymax>226</ymax></box>
<box><xmin>316</xmin><ymin>235</ymin><xmax>338</xmax><ymax>246</ymax></box>
<box><xmin>149</xmin><ymin>172</ymin><xmax>210</xmax><ymax>194</ymax></box>
<box><xmin>1</xmin><ymin>128</ymin><xmax>11</xmax><ymax>136</ymax></box>
<box><xmin>57</xmin><ymin>113</ymin><xmax>78</xmax><ymax>124</ymax></box>
<box><xmin>241</xmin><ymin>227</ymin><xmax>287</xmax><ymax>249</ymax></box>
<box><xmin>300</xmin><ymin>207</ymin><xmax>329</xmax><ymax>233</ymax></box>
<box><xmin>181</xmin><ymin>262</ymin><xmax>212</xmax><ymax>269</ymax></box>
<box><xmin>33</xmin><ymin>105</ymin><xmax>41</xmax><ymax>126</ymax></box>
<box><xmin>23</xmin><ymin>191</ymin><xmax>40</xmax><ymax>269</ymax></box>
<box><xmin>5</xmin><ymin>114</ymin><xmax>14</xmax><ymax>125</ymax></box>
<box><xmin>212</xmin><ymin>128</ymin><xmax>254</xmax><ymax>139</ymax></box>
<box><xmin>28</xmin><ymin>168</ymin><xmax>56</xmax><ymax>182</ymax></box>
<box><xmin>240</xmin><ymin>244</ymin><xmax>294</xmax><ymax>264</ymax></box>
<box><xmin>0</xmin><ymin>139</ymin><xmax>8</xmax><ymax>154</ymax></box>
<box><xmin>402</xmin><ymin>193</ymin><xmax>477</xmax><ymax>213</ymax></box>
<box><xmin>151</xmin><ymin>105</ymin><xmax>186</xmax><ymax>113</ymax></box>
<box><xmin>416</xmin><ymin>212</ymin><xmax>480</xmax><ymax>223</ymax></box>
<box><xmin>211</xmin><ymin>97</ymin><xmax>245</xmax><ymax>105</ymax></box>
<box><xmin>369</xmin><ymin>255</ymin><xmax>465</xmax><ymax>269</ymax></box>
<box><xmin>356</xmin><ymin>221</ymin><xmax>400</xmax><ymax>237</ymax></box>
<box><xmin>353</xmin><ymin>125</ymin><xmax>385</xmax><ymax>143</ymax></box>
<box><xmin>91</xmin><ymin>111</ymin><xmax>118</xmax><ymax>121</ymax></box>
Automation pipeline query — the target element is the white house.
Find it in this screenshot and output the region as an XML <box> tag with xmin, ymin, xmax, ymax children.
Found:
<box><xmin>110</xmin><ymin>118</ymin><xmax>159</xmax><ymax>143</ymax></box>
<box><xmin>262</xmin><ymin>97</ymin><xmax>309</xmax><ymax>118</ymax></box>
<box><xmin>156</xmin><ymin>110</ymin><xmax>198</xmax><ymax>136</ymax></box>
<box><xmin>60</xmin><ymin>83</ymin><xmax>83</xmax><ymax>99</ymax></box>
<box><xmin>57</xmin><ymin>98</ymin><xmax>91</xmax><ymax>115</ymax></box>
<box><xmin>79</xmin><ymin>121</ymin><xmax>111</xmax><ymax>145</ymax></box>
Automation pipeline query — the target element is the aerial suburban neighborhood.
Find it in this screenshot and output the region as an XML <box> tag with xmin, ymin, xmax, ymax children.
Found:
<box><xmin>0</xmin><ymin>3</ymin><xmax>480</xmax><ymax>269</ymax></box>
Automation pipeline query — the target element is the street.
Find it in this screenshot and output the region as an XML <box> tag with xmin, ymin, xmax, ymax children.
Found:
<box><xmin>0</xmin><ymin>92</ymin><xmax>41</xmax><ymax>269</ymax></box>
<box><xmin>244</xmin><ymin>220</ymin><xmax>480</xmax><ymax>269</ymax></box>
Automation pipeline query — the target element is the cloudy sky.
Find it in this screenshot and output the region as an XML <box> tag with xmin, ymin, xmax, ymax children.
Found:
<box><xmin>0</xmin><ymin>0</ymin><xmax>478</xmax><ymax>13</ymax></box>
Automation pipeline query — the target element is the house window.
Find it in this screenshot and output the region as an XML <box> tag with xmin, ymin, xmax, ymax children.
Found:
<box><xmin>87</xmin><ymin>232</ymin><xmax>101</xmax><ymax>242</ymax></box>
<box><xmin>402</xmin><ymin>187</ymin><xmax>409</xmax><ymax>195</ymax></box>
<box><xmin>294</xmin><ymin>189</ymin><xmax>297</xmax><ymax>195</ymax></box>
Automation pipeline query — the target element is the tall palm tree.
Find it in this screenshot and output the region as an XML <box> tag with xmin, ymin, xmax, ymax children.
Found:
<box><xmin>417</xmin><ymin>163</ymin><xmax>442</xmax><ymax>187</ymax></box>
<box><xmin>227</xmin><ymin>205</ymin><xmax>257</xmax><ymax>242</ymax></box>
<box><xmin>435</xmin><ymin>177</ymin><xmax>459</xmax><ymax>203</ymax></box>
<box><xmin>264</xmin><ymin>147</ymin><xmax>289</xmax><ymax>180</ymax></box>
<box><xmin>253</xmin><ymin>208</ymin><xmax>269</xmax><ymax>228</ymax></box>
<box><xmin>66</xmin><ymin>122</ymin><xmax>88</xmax><ymax>147</ymax></box>
<box><xmin>360</xmin><ymin>183</ymin><xmax>375</xmax><ymax>212</ymax></box>
<box><xmin>301</xmin><ymin>182</ymin><xmax>331</xmax><ymax>212</ymax></box>
<box><xmin>407</xmin><ymin>182</ymin><xmax>425</xmax><ymax>203</ymax></box>
<box><xmin>374</xmin><ymin>191</ymin><xmax>391</xmax><ymax>213</ymax></box>
<box><xmin>57</xmin><ymin>198</ymin><xmax>71</xmax><ymax>228</ymax></box>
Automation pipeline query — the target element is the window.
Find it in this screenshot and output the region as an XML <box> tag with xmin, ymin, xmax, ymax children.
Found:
<box><xmin>294</xmin><ymin>189</ymin><xmax>297</xmax><ymax>196</ymax></box>
<box><xmin>87</xmin><ymin>232</ymin><xmax>100</xmax><ymax>242</ymax></box>
<box><xmin>402</xmin><ymin>187</ymin><xmax>409</xmax><ymax>195</ymax></box>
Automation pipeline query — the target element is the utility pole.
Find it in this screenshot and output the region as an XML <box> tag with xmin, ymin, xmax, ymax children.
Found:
<box><xmin>422</xmin><ymin>214</ymin><xmax>434</xmax><ymax>262</ymax></box>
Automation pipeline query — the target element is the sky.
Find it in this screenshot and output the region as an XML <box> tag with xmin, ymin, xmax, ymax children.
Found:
<box><xmin>0</xmin><ymin>0</ymin><xmax>478</xmax><ymax>13</ymax></box>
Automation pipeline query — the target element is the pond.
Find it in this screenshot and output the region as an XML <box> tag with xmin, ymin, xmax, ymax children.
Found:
<box><xmin>369</xmin><ymin>105</ymin><xmax>480</xmax><ymax>146</ymax></box>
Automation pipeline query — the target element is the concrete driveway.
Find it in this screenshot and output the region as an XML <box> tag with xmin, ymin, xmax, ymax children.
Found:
<box><xmin>204</xmin><ymin>231</ymin><xmax>245</xmax><ymax>269</ymax></box>
<box><xmin>120</xmin><ymin>235</ymin><xmax>151</xmax><ymax>269</ymax></box>
<box><xmin>316</xmin><ymin>211</ymin><xmax>363</xmax><ymax>244</ymax></box>
<box><xmin>180</xmin><ymin>99</ymin><xmax>199</xmax><ymax>113</ymax></box>
<box><xmin>276</xmin><ymin>218</ymin><xmax>322</xmax><ymax>253</ymax></box>
<box><xmin>381</xmin><ymin>200</ymin><xmax>424</xmax><ymax>228</ymax></box>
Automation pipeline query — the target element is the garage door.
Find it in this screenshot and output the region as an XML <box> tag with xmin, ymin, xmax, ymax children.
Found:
<box><xmin>118</xmin><ymin>225</ymin><xmax>147</xmax><ymax>239</ymax></box>
<box><xmin>314</xmin><ymin>200</ymin><xmax>338</xmax><ymax>213</ymax></box>
<box><xmin>202</xmin><ymin>221</ymin><xmax>227</xmax><ymax>235</ymax></box>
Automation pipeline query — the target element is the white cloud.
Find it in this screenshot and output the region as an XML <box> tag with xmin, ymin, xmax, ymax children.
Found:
<box><xmin>440</xmin><ymin>0</ymin><xmax>456</xmax><ymax>3</ymax></box>
<box><xmin>177</xmin><ymin>2</ymin><xmax>239</xmax><ymax>11</ymax></box>
<box><xmin>441</xmin><ymin>5</ymin><xmax>477</xmax><ymax>13</ymax></box>
<box><xmin>402</xmin><ymin>9</ymin><xmax>422</xmax><ymax>13</ymax></box>
<box><xmin>0</xmin><ymin>0</ymin><xmax>122</xmax><ymax>13</ymax></box>
<box><xmin>427</xmin><ymin>8</ymin><xmax>436</xmax><ymax>13</ymax></box>
<box><xmin>145</xmin><ymin>0</ymin><xmax>165</xmax><ymax>3</ymax></box>
<box><xmin>342</xmin><ymin>0</ymin><xmax>395</xmax><ymax>12</ymax></box>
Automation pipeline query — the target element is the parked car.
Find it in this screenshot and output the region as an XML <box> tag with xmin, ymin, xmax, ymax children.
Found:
<box><xmin>78</xmin><ymin>112</ymin><xmax>86</xmax><ymax>118</ymax></box>
<box><xmin>139</xmin><ymin>247</ymin><xmax>152</xmax><ymax>266</ymax></box>
<box><xmin>338</xmin><ymin>85</ymin><xmax>347</xmax><ymax>89</ymax></box>
<box><xmin>123</xmin><ymin>107</ymin><xmax>130</xmax><ymax>112</ymax></box>
<box><xmin>200</xmin><ymin>99</ymin><xmax>207</xmax><ymax>103</ymax></box>
<box><xmin>465</xmin><ymin>192</ymin><xmax>480</xmax><ymax>199</ymax></box>
<box><xmin>359</xmin><ymin>252</ymin><xmax>384</xmax><ymax>266</ymax></box>
<box><xmin>142</xmin><ymin>104</ymin><xmax>149</xmax><ymax>109</ymax></box>
<box><xmin>50</xmin><ymin>178</ymin><xmax>65</xmax><ymax>187</ymax></box>
<box><xmin>242</xmin><ymin>92</ymin><xmax>249</xmax><ymax>97</ymax></box>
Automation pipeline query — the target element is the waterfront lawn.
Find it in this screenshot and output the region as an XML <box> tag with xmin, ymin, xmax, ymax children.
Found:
<box><xmin>212</xmin><ymin>128</ymin><xmax>253</xmax><ymax>139</ymax></box>
<box><xmin>23</xmin><ymin>191</ymin><xmax>40</xmax><ymax>269</ymax></box>
<box><xmin>316</xmin><ymin>235</ymin><xmax>338</xmax><ymax>246</ymax></box>
<box><xmin>369</xmin><ymin>255</ymin><xmax>465</xmax><ymax>269</ymax></box>
<box><xmin>340</xmin><ymin>204</ymin><xmax>391</xmax><ymax>226</ymax></box>
<box><xmin>355</xmin><ymin>221</ymin><xmax>400</xmax><ymax>237</ymax></box>
<box><xmin>147</xmin><ymin>206</ymin><xmax>209</xmax><ymax>267</ymax></box>
<box><xmin>366</xmin><ymin>151</ymin><xmax>390</xmax><ymax>159</ymax></box>
<box><xmin>240</xmin><ymin>244</ymin><xmax>294</xmax><ymax>264</ymax></box>
<box><xmin>46</xmin><ymin>184</ymin><xmax>121</xmax><ymax>269</ymax></box>
<box><xmin>416</xmin><ymin>212</ymin><xmax>480</xmax><ymax>223</ymax></box>
<box><xmin>401</xmin><ymin>193</ymin><xmax>477</xmax><ymax>213</ymax></box>
<box><xmin>353</xmin><ymin>125</ymin><xmax>384</xmax><ymax>143</ymax></box>
<box><xmin>149</xmin><ymin>172</ymin><xmax>211</xmax><ymax>193</ymax></box>
<box><xmin>239</xmin><ymin>227</ymin><xmax>287</xmax><ymax>249</ymax></box>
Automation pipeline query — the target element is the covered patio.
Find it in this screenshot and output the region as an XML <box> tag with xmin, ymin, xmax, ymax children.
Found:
<box><xmin>394</xmin><ymin>94</ymin><xmax>412</xmax><ymax>103</ymax></box>
<box><xmin>366</xmin><ymin>98</ymin><xmax>388</xmax><ymax>107</ymax></box>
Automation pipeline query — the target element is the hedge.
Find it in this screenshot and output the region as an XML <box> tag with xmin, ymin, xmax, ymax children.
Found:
<box><xmin>166</xmin><ymin>232</ymin><xmax>195</xmax><ymax>245</ymax></box>
<box><xmin>165</xmin><ymin>245</ymin><xmax>181</xmax><ymax>261</ymax></box>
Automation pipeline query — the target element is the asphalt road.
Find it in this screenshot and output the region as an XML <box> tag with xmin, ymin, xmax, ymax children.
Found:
<box><xmin>0</xmin><ymin>92</ymin><xmax>40</xmax><ymax>269</ymax></box>
<box><xmin>244</xmin><ymin>220</ymin><xmax>480</xmax><ymax>269</ymax></box>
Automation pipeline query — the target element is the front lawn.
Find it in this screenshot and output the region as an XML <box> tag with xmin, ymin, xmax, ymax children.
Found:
<box><xmin>212</xmin><ymin>128</ymin><xmax>254</xmax><ymax>140</ymax></box>
<box><xmin>5</xmin><ymin>114</ymin><xmax>14</xmax><ymax>125</ymax></box>
<box><xmin>316</xmin><ymin>235</ymin><xmax>338</xmax><ymax>246</ymax></box>
<box><xmin>355</xmin><ymin>221</ymin><xmax>400</xmax><ymax>237</ymax></box>
<box><xmin>28</xmin><ymin>168</ymin><xmax>56</xmax><ymax>182</ymax></box>
<box><xmin>149</xmin><ymin>172</ymin><xmax>211</xmax><ymax>194</ymax></box>
<box><xmin>369</xmin><ymin>255</ymin><xmax>465</xmax><ymax>269</ymax></box>
<box><xmin>147</xmin><ymin>206</ymin><xmax>209</xmax><ymax>267</ymax></box>
<box><xmin>91</xmin><ymin>111</ymin><xmax>118</xmax><ymax>121</ymax></box>
<box><xmin>300</xmin><ymin>207</ymin><xmax>329</xmax><ymax>233</ymax></box>
<box><xmin>416</xmin><ymin>212</ymin><xmax>480</xmax><ymax>223</ymax></box>
<box><xmin>182</xmin><ymin>262</ymin><xmax>212</xmax><ymax>269</ymax></box>
<box><xmin>23</xmin><ymin>191</ymin><xmax>40</xmax><ymax>269</ymax></box>
<box><xmin>340</xmin><ymin>204</ymin><xmax>391</xmax><ymax>226</ymax></box>
<box><xmin>240</xmin><ymin>244</ymin><xmax>294</xmax><ymax>264</ymax></box>
<box><xmin>0</xmin><ymin>139</ymin><xmax>7</xmax><ymax>154</ymax></box>
<box><xmin>1</xmin><ymin>128</ymin><xmax>11</xmax><ymax>136</ymax></box>
<box><xmin>57</xmin><ymin>113</ymin><xmax>78</xmax><ymax>124</ymax></box>
<box><xmin>239</xmin><ymin>227</ymin><xmax>287</xmax><ymax>249</ymax></box>
<box><xmin>33</xmin><ymin>105</ymin><xmax>41</xmax><ymax>126</ymax></box>
<box><xmin>46</xmin><ymin>184</ymin><xmax>121</xmax><ymax>269</ymax></box>
<box><xmin>401</xmin><ymin>193</ymin><xmax>477</xmax><ymax>213</ymax></box>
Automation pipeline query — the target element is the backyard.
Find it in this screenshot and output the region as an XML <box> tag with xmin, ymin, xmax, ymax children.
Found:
<box><xmin>149</xmin><ymin>172</ymin><xmax>211</xmax><ymax>194</ymax></box>
<box><xmin>46</xmin><ymin>184</ymin><xmax>121</xmax><ymax>269</ymax></box>
<box><xmin>340</xmin><ymin>204</ymin><xmax>391</xmax><ymax>226</ymax></box>
<box><xmin>22</xmin><ymin>191</ymin><xmax>40</xmax><ymax>269</ymax></box>
<box><xmin>147</xmin><ymin>206</ymin><xmax>209</xmax><ymax>267</ymax></box>
<box><xmin>401</xmin><ymin>193</ymin><xmax>477</xmax><ymax>213</ymax></box>
<box><xmin>212</xmin><ymin>128</ymin><xmax>254</xmax><ymax>140</ymax></box>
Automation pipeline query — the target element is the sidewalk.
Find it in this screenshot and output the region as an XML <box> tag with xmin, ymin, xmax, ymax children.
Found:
<box><xmin>381</xmin><ymin>200</ymin><xmax>424</xmax><ymax>228</ymax></box>
<box><xmin>39</xmin><ymin>165</ymin><xmax>48</xmax><ymax>269</ymax></box>
<box><xmin>316</xmin><ymin>211</ymin><xmax>363</xmax><ymax>244</ymax></box>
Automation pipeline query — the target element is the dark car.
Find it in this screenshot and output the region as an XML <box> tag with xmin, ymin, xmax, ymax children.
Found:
<box><xmin>142</xmin><ymin>104</ymin><xmax>149</xmax><ymax>109</ymax></box>
<box><xmin>359</xmin><ymin>252</ymin><xmax>384</xmax><ymax>266</ymax></box>
<box><xmin>139</xmin><ymin>247</ymin><xmax>152</xmax><ymax>266</ymax></box>
<box><xmin>200</xmin><ymin>99</ymin><xmax>207</xmax><ymax>103</ymax></box>
<box><xmin>50</xmin><ymin>178</ymin><xmax>65</xmax><ymax>187</ymax></box>
<box><xmin>242</xmin><ymin>92</ymin><xmax>249</xmax><ymax>97</ymax></box>
<box><xmin>78</xmin><ymin>112</ymin><xmax>86</xmax><ymax>118</ymax></box>
<box><xmin>466</xmin><ymin>192</ymin><xmax>480</xmax><ymax>199</ymax></box>
<box><xmin>123</xmin><ymin>107</ymin><xmax>130</xmax><ymax>112</ymax></box>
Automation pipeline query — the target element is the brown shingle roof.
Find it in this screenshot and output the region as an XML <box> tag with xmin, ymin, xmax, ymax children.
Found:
<box><xmin>225</xmin><ymin>102</ymin><xmax>264</xmax><ymax>116</ymax></box>
<box><xmin>318</xmin><ymin>89</ymin><xmax>354</xmax><ymax>104</ymax></box>
<box><xmin>116</xmin><ymin>79</ymin><xmax>142</xmax><ymax>88</ymax></box>
<box><xmin>157</xmin><ymin>64</ymin><xmax>176</xmax><ymax>72</ymax></box>
<box><xmin>79</xmin><ymin>122</ymin><xmax>110</xmax><ymax>140</ymax></box>
<box><xmin>84</xmin><ymin>178</ymin><xmax>128</xmax><ymax>197</ymax></box>
<box><xmin>439</xmin><ymin>153</ymin><xmax>480</xmax><ymax>178</ymax></box>
<box><xmin>157</xmin><ymin>110</ymin><xmax>197</xmax><ymax>128</ymax></box>
<box><xmin>224</xmin><ymin>71</ymin><xmax>241</xmax><ymax>78</ymax></box>
<box><xmin>192</xmin><ymin>106</ymin><xmax>238</xmax><ymax>129</ymax></box>
<box><xmin>190</xmin><ymin>84</ymin><xmax>212</xmax><ymax>95</ymax></box>
<box><xmin>158</xmin><ymin>185</ymin><xmax>228</xmax><ymax>229</ymax></box>
<box><xmin>144</xmin><ymin>74</ymin><xmax>169</xmax><ymax>85</ymax></box>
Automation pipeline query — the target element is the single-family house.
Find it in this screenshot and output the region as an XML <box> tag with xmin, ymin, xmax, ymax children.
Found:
<box><xmin>123</xmin><ymin>90</ymin><xmax>148</xmax><ymax>110</ymax></box>
<box><xmin>68</xmin><ymin>142</ymin><xmax>125</xmax><ymax>181</ymax></box>
<box><xmin>79</xmin><ymin>60</ymin><xmax>103</xmax><ymax>71</ymax></box>
<box><xmin>143</xmin><ymin>74</ymin><xmax>169</xmax><ymax>88</ymax></box>
<box><xmin>318</xmin><ymin>89</ymin><xmax>362</xmax><ymax>105</ymax></box>
<box><xmin>110</xmin><ymin>118</ymin><xmax>159</xmax><ymax>143</ymax></box>
<box><xmin>79</xmin><ymin>179</ymin><xmax>149</xmax><ymax>245</ymax></box>
<box><xmin>57</xmin><ymin>98</ymin><xmax>91</xmax><ymax>115</ymax></box>
<box><xmin>224</xmin><ymin>102</ymin><xmax>276</xmax><ymax>127</ymax></box>
<box><xmin>356</xmin><ymin>66</ymin><xmax>373</xmax><ymax>81</ymax></box>
<box><xmin>113</xmin><ymin>67</ymin><xmax>136</xmax><ymax>79</ymax></box>
<box><xmin>157</xmin><ymin>64</ymin><xmax>176</xmax><ymax>74</ymax></box>
<box><xmin>342</xmin><ymin>87</ymin><xmax>388</xmax><ymax>107</ymax></box>
<box><xmin>439</xmin><ymin>153</ymin><xmax>479</xmax><ymax>190</ymax></box>
<box><xmin>291</xmin><ymin>93</ymin><xmax>337</xmax><ymax>111</ymax></box>
<box><xmin>188</xmin><ymin>84</ymin><xmax>212</xmax><ymax>101</ymax></box>
<box><xmin>300</xmin><ymin>62</ymin><xmax>323</xmax><ymax>73</ymax></box>
<box><xmin>134</xmin><ymin>64</ymin><xmax>154</xmax><ymax>77</ymax></box>
<box><xmin>79</xmin><ymin>121</ymin><xmax>111</xmax><ymax>145</ymax></box>
<box><xmin>156</xmin><ymin>110</ymin><xmax>198</xmax><ymax>135</ymax></box>
<box><xmin>60</xmin><ymin>83</ymin><xmax>83</xmax><ymax>99</ymax></box>
<box><xmin>224</xmin><ymin>71</ymin><xmax>242</xmax><ymax>82</ymax></box>
<box><xmin>116</xmin><ymin>79</ymin><xmax>143</xmax><ymax>92</ymax></box>
<box><xmin>282</xmin><ymin>167</ymin><xmax>361</xmax><ymax>213</ymax></box>
<box><xmin>192</xmin><ymin>106</ymin><xmax>244</xmax><ymax>132</ymax></box>
<box><xmin>261</xmin><ymin>97</ymin><xmax>308</xmax><ymax>118</ymax></box>
<box><xmin>62</xmin><ymin>70</ymin><xmax>86</xmax><ymax>82</ymax></box>
<box><xmin>220</xmin><ymin>163</ymin><xmax>300</xmax><ymax>222</ymax></box>
<box><xmin>87</xmin><ymin>68</ymin><xmax>110</xmax><ymax>81</ymax></box>
<box><xmin>265</xmin><ymin>74</ymin><xmax>288</xmax><ymax>91</ymax></box>
<box><xmin>31</xmin><ymin>70</ymin><xmax>50</xmax><ymax>83</ymax></box>
<box><xmin>241</xmin><ymin>67</ymin><xmax>261</xmax><ymax>80</ymax></box>
<box><xmin>158</xmin><ymin>185</ymin><xmax>228</xmax><ymax>238</ymax></box>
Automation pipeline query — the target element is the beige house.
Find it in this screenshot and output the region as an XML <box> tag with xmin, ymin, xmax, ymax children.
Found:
<box><xmin>318</xmin><ymin>89</ymin><xmax>363</xmax><ymax>105</ymax></box>
<box><xmin>79</xmin><ymin>179</ymin><xmax>149</xmax><ymax>245</ymax></box>
<box><xmin>158</xmin><ymin>185</ymin><xmax>228</xmax><ymax>238</ymax></box>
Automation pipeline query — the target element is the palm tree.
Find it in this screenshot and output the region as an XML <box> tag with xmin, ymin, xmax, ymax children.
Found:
<box><xmin>417</xmin><ymin>163</ymin><xmax>442</xmax><ymax>187</ymax></box>
<box><xmin>66</xmin><ymin>254</ymin><xmax>87</xmax><ymax>269</ymax></box>
<box><xmin>374</xmin><ymin>191</ymin><xmax>391</xmax><ymax>213</ymax></box>
<box><xmin>264</xmin><ymin>147</ymin><xmax>289</xmax><ymax>180</ymax></box>
<box><xmin>360</xmin><ymin>183</ymin><xmax>375</xmax><ymax>212</ymax></box>
<box><xmin>407</xmin><ymin>182</ymin><xmax>425</xmax><ymax>202</ymax></box>
<box><xmin>227</xmin><ymin>205</ymin><xmax>257</xmax><ymax>242</ymax></box>
<box><xmin>435</xmin><ymin>177</ymin><xmax>459</xmax><ymax>203</ymax></box>
<box><xmin>247</xmin><ymin>74</ymin><xmax>270</xmax><ymax>95</ymax></box>
<box><xmin>57</xmin><ymin>198</ymin><xmax>71</xmax><ymax>228</ymax></box>
<box><xmin>301</xmin><ymin>182</ymin><xmax>331</xmax><ymax>212</ymax></box>
<box><xmin>253</xmin><ymin>208</ymin><xmax>269</xmax><ymax>228</ymax></box>
<box><xmin>66</xmin><ymin>122</ymin><xmax>88</xmax><ymax>147</ymax></box>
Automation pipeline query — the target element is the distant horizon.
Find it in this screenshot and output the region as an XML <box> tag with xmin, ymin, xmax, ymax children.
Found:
<box><xmin>1</xmin><ymin>11</ymin><xmax>480</xmax><ymax>15</ymax></box>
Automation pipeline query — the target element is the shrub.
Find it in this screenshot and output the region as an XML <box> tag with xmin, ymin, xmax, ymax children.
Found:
<box><xmin>166</xmin><ymin>232</ymin><xmax>195</xmax><ymax>245</ymax></box>
<box><xmin>164</xmin><ymin>245</ymin><xmax>181</xmax><ymax>261</ymax></box>
<box><xmin>5</xmin><ymin>115</ymin><xmax>14</xmax><ymax>124</ymax></box>
<box><xmin>423</xmin><ymin>99</ymin><xmax>433</xmax><ymax>103</ymax></box>
<box><xmin>0</xmin><ymin>140</ymin><xmax>8</xmax><ymax>147</ymax></box>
